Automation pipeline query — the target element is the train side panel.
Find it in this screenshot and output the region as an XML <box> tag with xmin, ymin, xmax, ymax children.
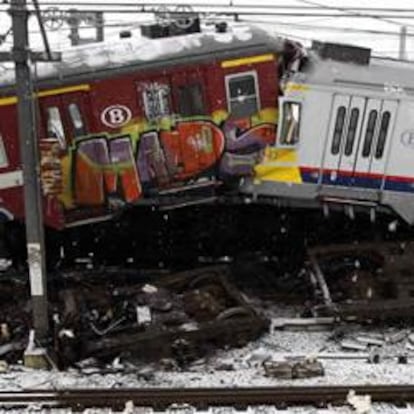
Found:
<box><xmin>0</xmin><ymin>103</ymin><xmax>24</xmax><ymax>222</ymax></box>
<box><xmin>0</xmin><ymin>50</ymin><xmax>280</xmax><ymax>229</ymax></box>
<box><xmin>381</xmin><ymin>100</ymin><xmax>414</xmax><ymax>223</ymax></box>
<box><xmin>246</xmin><ymin>63</ymin><xmax>414</xmax><ymax>224</ymax></box>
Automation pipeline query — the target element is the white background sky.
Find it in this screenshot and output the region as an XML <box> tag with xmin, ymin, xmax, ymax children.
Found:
<box><xmin>1</xmin><ymin>1</ymin><xmax>414</xmax><ymax>59</ymax></box>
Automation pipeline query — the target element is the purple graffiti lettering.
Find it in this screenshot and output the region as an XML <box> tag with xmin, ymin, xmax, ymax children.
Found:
<box><xmin>109</xmin><ymin>135</ymin><xmax>134</xmax><ymax>164</ymax></box>
<box><xmin>224</xmin><ymin>122</ymin><xmax>276</xmax><ymax>153</ymax></box>
<box><xmin>137</xmin><ymin>131</ymin><xmax>170</xmax><ymax>185</ymax></box>
<box><xmin>77</xmin><ymin>138</ymin><xmax>111</xmax><ymax>165</ymax></box>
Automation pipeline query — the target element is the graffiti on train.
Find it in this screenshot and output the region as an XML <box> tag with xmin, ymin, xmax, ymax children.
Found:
<box><xmin>43</xmin><ymin>111</ymin><xmax>277</xmax><ymax>209</ymax></box>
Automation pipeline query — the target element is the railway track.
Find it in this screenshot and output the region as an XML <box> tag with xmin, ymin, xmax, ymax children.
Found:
<box><xmin>1</xmin><ymin>385</ymin><xmax>414</xmax><ymax>410</ymax></box>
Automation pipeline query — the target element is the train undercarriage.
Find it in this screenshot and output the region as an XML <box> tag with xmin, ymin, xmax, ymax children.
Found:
<box><xmin>2</xmin><ymin>200</ymin><xmax>414</xmax><ymax>320</ymax></box>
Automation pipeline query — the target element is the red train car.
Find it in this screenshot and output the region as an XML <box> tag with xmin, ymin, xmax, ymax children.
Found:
<box><xmin>0</xmin><ymin>23</ymin><xmax>283</xmax><ymax>232</ymax></box>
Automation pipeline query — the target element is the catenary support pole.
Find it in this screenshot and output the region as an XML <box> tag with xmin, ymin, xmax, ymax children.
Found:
<box><xmin>10</xmin><ymin>0</ymin><xmax>49</xmax><ymax>342</ymax></box>
<box><xmin>399</xmin><ymin>26</ymin><xmax>407</xmax><ymax>60</ymax></box>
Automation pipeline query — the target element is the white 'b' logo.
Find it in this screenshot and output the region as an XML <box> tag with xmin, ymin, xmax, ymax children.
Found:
<box><xmin>101</xmin><ymin>105</ymin><xmax>132</xmax><ymax>128</ymax></box>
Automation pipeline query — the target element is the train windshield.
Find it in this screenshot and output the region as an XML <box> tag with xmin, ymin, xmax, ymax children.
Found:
<box><xmin>280</xmin><ymin>101</ymin><xmax>301</xmax><ymax>146</ymax></box>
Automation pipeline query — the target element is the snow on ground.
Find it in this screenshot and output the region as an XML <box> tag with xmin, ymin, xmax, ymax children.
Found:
<box><xmin>0</xmin><ymin>301</ymin><xmax>413</xmax><ymax>414</ymax></box>
<box><xmin>2</xmin><ymin>405</ymin><xmax>414</xmax><ymax>414</ymax></box>
<box><xmin>0</xmin><ymin>304</ymin><xmax>412</xmax><ymax>414</ymax></box>
<box><xmin>1</xmin><ymin>302</ymin><xmax>414</xmax><ymax>391</ymax></box>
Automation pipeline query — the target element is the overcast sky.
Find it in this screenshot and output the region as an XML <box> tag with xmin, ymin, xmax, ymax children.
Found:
<box><xmin>1</xmin><ymin>1</ymin><xmax>414</xmax><ymax>59</ymax></box>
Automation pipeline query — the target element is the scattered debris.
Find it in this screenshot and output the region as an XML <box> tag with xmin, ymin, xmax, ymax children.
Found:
<box><xmin>263</xmin><ymin>357</ymin><xmax>324</xmax><ymax>379</ymax></box>
<box><xmin>54</xmin><ymin>265</ymin><xmax>269</xmax><ymax>368</ymax></box>
<box><xmin>347</xmin><ymin>390</ymin><xmax>372</xmax><ymax>414</ymax></box>
<box><xmin>214</xmin><ymin>361</ymin><xmax>235</xmax><ymax>371</ymax></box>
<box><xmin>263</xmin><ymin>360</ymin><xmax>293</xmax><ymax>379</ymax></box>
<box><xmin>367</xmin><ymin>349</ymin><xmax>381</xmax><ymax>364</ymax></box>
<box><xmin>398</xmin><ymin>354</ymin><xmax>408</xmax><ymax>364</ymax></box>
<box><xmin>341</xmin><ymin>339</ymin><xmax>368</xmax><ymax>352</ymax></box>
<box><xmin>355</xmin><ymin>335</ymin><xmax>384</xmax><ymax>347</ymax></box>
<box><xmin>271</xmin><ymin>317</ymin><xmax>335</xmax><ymax>331</ymax></box>
<box><xmin>0</xmin><ymin>360</ymin><xmax>8</xmax><ymax>372</ymax></box>
<box><xmin>385</xmin><ymin>330</ymin><xmax>410</xmax><ymax>344</ymax></box>
<box><xmin>308</xmin><ymin>242</ymin><xmax>414</xmax><ymax>321</ymax></box>
<box><xmin>292</xmin><ymin>357</ymin><xmax>325</xmax><ymax>379</ymax></box>
<box><xmin>244</xmin><ymin>348</ymin><xmax>272</xmax><ymax>367</ymax></box>
<box><xmin>122</xmin><ymin>400</ymin><xmax>135</xmax><ymax>414</ymax></box>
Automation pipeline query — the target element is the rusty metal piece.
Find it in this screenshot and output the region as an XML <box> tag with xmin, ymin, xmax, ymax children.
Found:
<box><xmin>292</xmin><ymin>358</ymin><xmax>324</xmax><ymax>379</ymax></box>
<box><xmin>263</xmin><ymin>360</ymin><xmax>293</xmax><ymax>379</ymax></box>
<box><xmin>263</xmin><ymin>358</ymin><xmax>324</xmax><ymax>379</ymax></box>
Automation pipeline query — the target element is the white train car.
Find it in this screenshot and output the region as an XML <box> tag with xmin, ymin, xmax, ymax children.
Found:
<box><xmin>244</xmin><ymin>42</ymin><xmax>414</xmax><ymax>224</ymax></box>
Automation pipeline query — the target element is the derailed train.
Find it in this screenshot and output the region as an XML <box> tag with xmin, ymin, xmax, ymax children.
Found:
<box><xmin>248</xmin><ymin>42</ymin><xmax>414</xmax><ymax>225</ymax></box>
<box><xmin>1</xmin><ymin>20</ymin><xmax>414</xmax><ymax>263</ymax></box>
<box><xmin>0</xmin><ymin>23</ymin><xmax>286</xmax><ymax>230</ymax></box>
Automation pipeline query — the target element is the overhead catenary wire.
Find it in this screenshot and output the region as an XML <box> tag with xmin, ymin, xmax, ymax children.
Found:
<box><xmin>2</xmin><ymin>2</ymin><xmax>414</xmax><ymax>13</ymax></box>
<box><xmin>240</xmin><ymin>17</ymin><xmax>414</xmax><ymax>38</ymax></box>
<box><xmin>1</xmin><ymin>1</ymin><xmax>413</xmax><ymax>59</ymax></box>
<box><xmin>10</xmin><ymin>14</ymin><xmax>412</xmax><ymax>40</ymax></box>
<box><xmin>2</xmin><ymin>4</ymin><xmax>414</xmax><ymax>20</ymax></box>
<box><xmin>294</xmin><ymin>0</ymin><xmax>414</xmax><ymax>29</ymax></box>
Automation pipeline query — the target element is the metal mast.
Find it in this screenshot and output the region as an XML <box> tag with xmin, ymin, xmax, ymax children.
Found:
<box><xmin>10</xmin><ymin>0</ymin><xmax>49</xmax><ymax>342</ymax></box>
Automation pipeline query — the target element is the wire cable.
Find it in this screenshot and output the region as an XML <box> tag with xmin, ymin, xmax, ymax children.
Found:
<box><xmin>240</xmin><ymin>17</ymin><xmax>414</xmax><ymax>38</ymax></box>
<box><xmin>295</xmin><ymin>0</ymin><xmax>414</xmax><ymax>29</ymax></box>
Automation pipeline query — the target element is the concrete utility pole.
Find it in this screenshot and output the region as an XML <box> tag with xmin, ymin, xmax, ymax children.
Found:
<box><xmin>399</xmin><ymin>26</ymin><xmax>407</xmax><ymax>60</ymax></box>
<box><xmin>10</xmin><ymin>0</ymin><xmax>49</xmax><ymax>342</ymax></box>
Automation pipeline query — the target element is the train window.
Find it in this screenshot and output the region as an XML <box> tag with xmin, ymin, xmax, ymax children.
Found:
<box><xmin>68</xmin><ymin>103</ymin><xmax>86</xmax><ymax>137</ymax></box>
<box><xmin>142</xmin><ymin>83</ymin><xmax>171</xmax><ymax>120</ymax></box>
<box><xmin>280</xmin><ymin>101</ymin><xmax>301</xmax><ymax>145</ymax></box>
<box><xmin>47</xmin><ymin>107</ymin><xmax>66</xmax><ymax>148</ymax></box>
<box><xmin>178</xmin><ymin>83</ymin><xmax>205</xmax><ymax>116</ymax></box>
<box><xmin>331</xmin><ymin>106</ymin><xmax>346</xmax><ymax>155</ymax></box>
<box><xmin>375</xmin><ymin>111</ymin><xmax>391</xmax><ymax>159</ymax></box>
<box><xmin>344</xmin><ymin>108</ymin><xmax>360</xmax><ymax>156</ymax></box>
<box><xmin>226</xmin><ymin>71</ymin><xmax>259</xmax><ymax>118</ymax></box>
<box><xmin>362</xmin><ymin>110</ymin><xmax>378</xmax><ymax>157</ymax></box>
<box><xmin>0</xmin><ymin>133</ymin><xmax>8</xmax><ymax>168</ymax></box>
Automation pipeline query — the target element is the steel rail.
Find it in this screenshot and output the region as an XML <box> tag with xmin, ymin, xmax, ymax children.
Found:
<box><xmin>0</xmin><ymin>386</ymin><xmax>414</xmax><ymax>409</ymax></box>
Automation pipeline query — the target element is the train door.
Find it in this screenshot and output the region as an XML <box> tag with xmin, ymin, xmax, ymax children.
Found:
<box><xmin>353</xmin><ymin>99</ymin><xmax>397</xmax><ymax>189</ymax></box>
<box><xmin>322</xmin><ymin>94</ymin><xmax>351</xmax><ymax>184</ymax></box>
<box><xmin>170</xmin><ymin>69</ymin><xmax>217</xmax><ymax>177</ymax></box>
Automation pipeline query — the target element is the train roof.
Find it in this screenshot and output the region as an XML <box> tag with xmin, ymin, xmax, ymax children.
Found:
<box><xmin>0</xmin><ymin>23</ymin><xmax>284</xmax><ymax>92</ymax></box>
<box><xmin>297</xmin><ymin>50</ymin><xmax>414</xmax><ymax>95</ymax></box>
